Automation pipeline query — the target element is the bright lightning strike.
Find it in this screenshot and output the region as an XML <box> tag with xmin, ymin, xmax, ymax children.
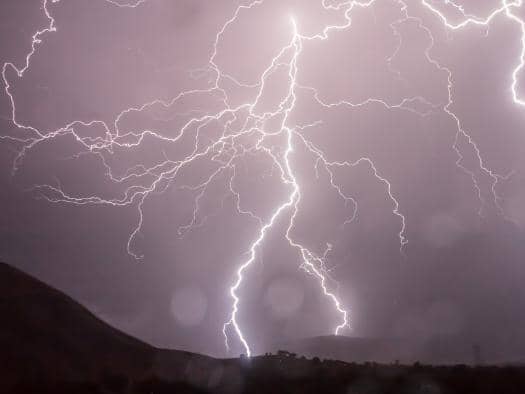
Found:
<box><xmin>2</xmin><ymin>0</ymin><xmax>524</xmax><ymax>357</ymax></box>
<box><xmin>222</xmin><ymin>16</ymin><xmax>355</xmax><ymax>356</ymax></box>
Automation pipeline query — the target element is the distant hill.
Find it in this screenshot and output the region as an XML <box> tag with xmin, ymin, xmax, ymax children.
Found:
<box><xmin>269</xmin><ymin>335</ymin><xmax>481</xmax><ymax>365</ymax></box>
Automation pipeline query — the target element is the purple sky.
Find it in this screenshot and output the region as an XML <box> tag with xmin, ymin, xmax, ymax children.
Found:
<box><xmin>2</xmin><ymin>0</ymin><xmax>525</xmax><ymax>360</ymax></box>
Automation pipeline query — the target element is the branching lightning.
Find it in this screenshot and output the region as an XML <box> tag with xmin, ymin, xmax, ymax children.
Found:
<box><xmin>2</xmin><ymin>0</ymin><xmax>524</xmax><ymax>356</ymax></box>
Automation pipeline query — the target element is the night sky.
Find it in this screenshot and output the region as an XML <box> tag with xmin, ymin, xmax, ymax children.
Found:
<box><xmin>2</xmin><ymin>0</ymin><xmax>525</xmax><ymax>361</ymax></box>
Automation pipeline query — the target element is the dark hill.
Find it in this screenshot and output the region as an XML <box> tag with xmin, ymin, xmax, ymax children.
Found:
<box><xmin>0</xmin><ymin>262</ymin><xmax>220</xmax><ymax>392</ymax></box>
<box><xmin>0</xmin><ymin>262</ymin><xmax>151</xmax><ymax>378</ymax></box>
<box><xmin>270</xmin><ymin>335</ymin><xmax>481</xmax><ymax>365</ymax></box>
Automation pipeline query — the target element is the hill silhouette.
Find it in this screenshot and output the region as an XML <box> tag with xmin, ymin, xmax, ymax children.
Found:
<box><xmin>0</xmin><ymin>262</ymin><xmax>221</xmax><ymax>392</ymax></box>
<box><xmin>270</xmin><ymin>334</ymin><xmax>483</xmax><ymax>365</ymax></box>
<box><xmin>3</xmin><ymin>261</ymin><xmax>525</xmax><ymax>394</ymax></box>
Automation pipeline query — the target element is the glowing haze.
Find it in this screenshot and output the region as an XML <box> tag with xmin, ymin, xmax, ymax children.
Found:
<box><xmin>2</xmin><ymin>0</ymin><xmax>525</xmax><ymax>359</ymax></box>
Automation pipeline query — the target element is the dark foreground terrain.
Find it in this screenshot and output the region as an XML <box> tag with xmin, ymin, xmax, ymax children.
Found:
<box><xmin>2</xmin><ymin>262</ymin><xmax>525</xmax><ymax>394</ymax></box>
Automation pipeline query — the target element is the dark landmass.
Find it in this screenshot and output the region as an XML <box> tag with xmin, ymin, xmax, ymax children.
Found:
<box><xmin>2</xmin><ymin>262</ymin><xmax>525</xmax><ymax>394</ymax></box>
<box><xmin>270</xmin><ymin>334</ymin><xmax>488</xmax><ymax>365</ymax></box>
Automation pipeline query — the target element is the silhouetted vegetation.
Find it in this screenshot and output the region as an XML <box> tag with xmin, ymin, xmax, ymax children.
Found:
<box><xmin>6</xmin><ymin>356</ymin><xmax>525</xmax><ymax>393</ymax></box>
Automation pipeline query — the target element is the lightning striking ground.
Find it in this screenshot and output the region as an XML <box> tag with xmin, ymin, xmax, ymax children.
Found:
<box><xmin>2</xmin><ymin>0</ymin><xmax>524</xmax><ymax>356</ymax></box>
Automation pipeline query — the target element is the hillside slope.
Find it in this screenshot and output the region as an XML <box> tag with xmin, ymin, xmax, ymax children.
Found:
<box><xmin>0</xmin><ymin>262</ymin><xmax>218</xmax><ymax>392</ymax></box>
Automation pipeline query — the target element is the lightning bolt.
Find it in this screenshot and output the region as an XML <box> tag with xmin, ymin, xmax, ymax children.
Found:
<box><xmin>221</xmin><ymin>16</ymin><xmax>357</xmax><ymax>356</ymax></box>
<box><xmin>221</xmin><ymin>4</ymin><xmax>411</xmax><ymax>356</ymax></box>
<box><xmin>2</xmin><ymin>0</ymin><xmax>524</xmax><ymax>357</ymax></box>
<box><xmin>417</xmin><ymin>0</ymin><xmax>524</xmax><ymax>215</ymax></box>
